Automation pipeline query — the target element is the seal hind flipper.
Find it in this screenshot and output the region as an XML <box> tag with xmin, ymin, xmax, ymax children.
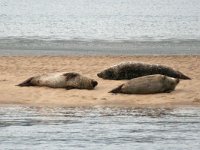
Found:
<box><xmin>17</xmin><ymin>77</ymin><xmax>34</xmax><ymax>86</ymax></box>
<box><xmin>109</xmin><ymin>84</ymin><xmax>124</xmax><ymax>93</ymax></box>
<box><xmin>177</xmin><ymin>71</ymin><xmax>191</xmax><ymax>80</ymax></box>
<box><xmin>63</xmin><ymin>72</ymin><xmax>79</xmax><ymax>80</ymax></box>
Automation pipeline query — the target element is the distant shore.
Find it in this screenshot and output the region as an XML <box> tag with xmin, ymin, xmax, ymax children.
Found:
<box><xmin>0</xmin><ymin>55</ymin><xmax>199</xmax><ymax>107</ymax></box>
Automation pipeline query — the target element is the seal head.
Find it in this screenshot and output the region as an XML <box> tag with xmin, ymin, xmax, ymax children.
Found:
<box><xmin>97</xmin><ymin>70</ymin><xmax>115</xmax><ymax>79</ymax></box>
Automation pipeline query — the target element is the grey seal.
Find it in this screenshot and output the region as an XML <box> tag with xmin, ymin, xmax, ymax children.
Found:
<box><xmin>17</xmin><ymin>72</ymin><xmax>98</xmax><ymax>90</ymax></box>
<box><xmin>97</xmin><ymin>62</ymin><xmax>190</xmax><ymax>80</ymax></box>
<box><xmin>109</xmin><ymin>74</ymin><xmax>179</xmax><ymax>94</ymax></box>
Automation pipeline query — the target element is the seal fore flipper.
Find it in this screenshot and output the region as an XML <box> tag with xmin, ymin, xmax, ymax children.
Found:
<box><xmin>63</xmin><ymin>72</ymin><xmax>79</xmax><ymax>80</ymax></box>
<box><xmin>65</xmin><ymin>86</ymin><xmax>76</xmax><ymax>90</ymax></box>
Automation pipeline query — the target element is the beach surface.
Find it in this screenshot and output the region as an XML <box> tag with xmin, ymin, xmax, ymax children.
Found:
<box><xmin>0</xmin><ymin>55</ymin><xmax>199</xmax><ymax>107</ymax></box>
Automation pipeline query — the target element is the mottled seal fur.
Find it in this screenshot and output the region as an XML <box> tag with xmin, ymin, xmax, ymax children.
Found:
<box><xmin>97</xmin><ymin>62</ymin><xmax>191</xmax><ymax>80</ymax></box>
<box><xmin>17</xmin><ymin>72</ymin><xmax>98</xmax><ymax>90</ymax></box>
<box><xmin>109</xmin><ymin>74</ymin><xmax>179</xmax><ymax>94</ymax></box>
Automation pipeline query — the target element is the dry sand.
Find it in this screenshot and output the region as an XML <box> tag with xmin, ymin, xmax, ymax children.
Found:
<box><xmin>0</xmin><ymin>55</ymin><xmax>199</xmax><ymax>108</ymax></box>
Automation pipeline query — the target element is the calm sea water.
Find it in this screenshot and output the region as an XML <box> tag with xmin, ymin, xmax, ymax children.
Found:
<box><xmin>0</xmin><ymin>0</ymin><xmax>200</xmax><ymax>55</ymax></box>
<box><xmin>0</xmin><ymin>105</ymin><xmax>200</xmax><ymax>150</ymax></box>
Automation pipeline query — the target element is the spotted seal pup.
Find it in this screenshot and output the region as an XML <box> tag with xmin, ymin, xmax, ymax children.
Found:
<box><xmin>17</xmin><ymin>72</ymin><xmax>98</xmax><ymax>90</ymax></box>
<box><xmin>97</xmin><ymin>62</ymin><xmax>190</xmax><ymax>80</ymax></box>
<box><xmin>109</xmin><ymin>74</ymin><xmax>179</xmax><ymax>94</ymax></box>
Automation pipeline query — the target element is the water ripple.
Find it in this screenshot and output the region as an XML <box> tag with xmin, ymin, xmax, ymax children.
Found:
<box><xmin>0</xmin><ymin>105</ymin><xmax>200</xmax><ymax>149</ymax></box>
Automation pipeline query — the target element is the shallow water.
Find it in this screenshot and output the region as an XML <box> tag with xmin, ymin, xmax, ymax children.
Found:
<box><xmin>0</xmin><ymin>105</ymin><xmax>200</xmax><ymax>150</ymax></box>
<box><xmin>0</xmin><ymin>0</ymin><xmax>200</xmax><ymax>55</ymax></box>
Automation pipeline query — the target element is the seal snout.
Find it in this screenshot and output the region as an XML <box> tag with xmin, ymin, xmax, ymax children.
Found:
<box><xmin>97</xmin><ymin>73</ymin><xmax>101</xmax><ymax>78</ymax></box>
<box><xmin>91</xmin><ymin>80</ymin><xmax>98</xmax><ymax>88</ymax></box>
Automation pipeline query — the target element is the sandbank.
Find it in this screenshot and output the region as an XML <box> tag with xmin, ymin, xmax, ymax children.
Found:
<box><xmin>0</xmin><ymin>55</ymin><xmax>199</xmax><ymax>108</ymax></box>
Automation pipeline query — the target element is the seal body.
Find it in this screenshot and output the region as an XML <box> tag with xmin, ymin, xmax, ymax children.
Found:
<box><xmin>109</xmin><ymin>74</ymin><xmax>179</xmax><ymax>94</ymax></box>
<box><xmin>97</xmin><ymin>62</ymin><xmax>190</xmax><ymax>80</ymax></box>
<box><xmin>18</xmin><ymin>72</ymin><xmax>98</xmax><ymax>90</ymax></box>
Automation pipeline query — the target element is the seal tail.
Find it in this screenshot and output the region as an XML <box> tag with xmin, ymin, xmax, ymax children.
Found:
<box><xmin>109</xmin><ymin>84</ymin><xmax>123</xmax><ymax>93</ymax></box>
<box><xmin>17</xmin><ymin>77</ymin><xmax>34</xmax><ymax>86</ymax></box>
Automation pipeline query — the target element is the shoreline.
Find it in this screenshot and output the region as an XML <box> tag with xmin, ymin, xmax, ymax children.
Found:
<box><xmin>1</xmin><ymin>38</ymin><xmax>200</xmax><ymax>55</ymax></box>
<box><xmin>1</xmin><ymin>53</ymin><xmax>200</xmax><ymax>56</ymax></box>
<box><xmin>0</xmin><ymin>55</ymin><xmax>200</xmax><ymax>108</ymax></box>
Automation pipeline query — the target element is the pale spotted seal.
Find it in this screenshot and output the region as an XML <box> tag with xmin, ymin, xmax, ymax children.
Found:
<box><xmin>97</xmin><ymin>62</ymin><xmax>190</xmax><ymax>80</ymax></box>
<box><xmin>17</xmin><ymin>72</ymin><xmax>98</xmax><ymax>90</ymax></box>
<box><xmin>109</xmin><ymin>74</ymin><xmax>179</xmax><ymax>94</ymax></box>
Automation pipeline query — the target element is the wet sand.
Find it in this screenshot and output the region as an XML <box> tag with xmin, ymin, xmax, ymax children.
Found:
<box><xmin>0</xmin><ymin>55</ymin><xmax>199</xmax><ymax>107</ymax></box>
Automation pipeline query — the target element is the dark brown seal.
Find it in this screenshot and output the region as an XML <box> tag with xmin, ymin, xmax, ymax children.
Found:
<box><xmin>97</xmin><ymin>62</ymin><xmax>191</xmax><ymax>80</ymax></box>
<box><xmin>17</xmin><ymin>72</ymin><xmax>98</xmax><ymax>90</ymax></box>
<box><xmin>109</xmin><ymin>74</ymin><xmax>179</xmax><ymax>94</ymax></box>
